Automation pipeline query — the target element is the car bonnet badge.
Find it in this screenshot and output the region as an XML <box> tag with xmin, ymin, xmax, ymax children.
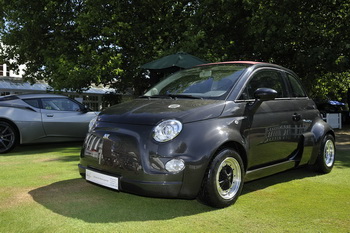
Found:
<box><xmin>168</xmin><ymin>104</ymin><xmax>181</xmax><ymax>109</ymax></box>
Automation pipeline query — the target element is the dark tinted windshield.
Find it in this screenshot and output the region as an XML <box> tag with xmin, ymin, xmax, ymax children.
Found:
<box><xmin>144</xmin><ymin>64</ymin><xmax>248</xmax><ymax>100</ymax></box>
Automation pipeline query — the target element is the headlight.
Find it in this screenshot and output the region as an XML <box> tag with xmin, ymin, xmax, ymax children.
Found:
<box><xmin>88</xmin><ymin>116</ymin><xmax>98</xmax><ymax>132</ymax></box>
<box><xmin>153</xmin><ymin>119</ymin><xmax>182</xmax><ymax>142</ymax></box>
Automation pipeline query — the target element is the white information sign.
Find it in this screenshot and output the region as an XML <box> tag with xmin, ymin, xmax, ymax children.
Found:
<box><xmin>86</xmin><ymin>169</ymin><xmax>119</xmax><ymax>190</ymax></box>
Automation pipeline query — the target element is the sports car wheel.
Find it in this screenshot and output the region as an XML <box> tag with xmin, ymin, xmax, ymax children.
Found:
<box><xmin>198</xmin><ymin>149</ymin><xmax>244</xmax><ymax>208</ymax></box>
<box><xmin>0</xmin><ymin>121</ymin><xmax>17</xmax><ymax>154</ymax></box>
<box><xmin>313</xmin><ymin>134</ymin><xmax>335</xmax><ymax>174</ymax></box>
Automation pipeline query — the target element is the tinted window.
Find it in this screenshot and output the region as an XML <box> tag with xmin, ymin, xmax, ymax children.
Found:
<box><xmin>23</xmin><ymin>99</ymin><xmax>40</xmax><ymax>108</ymax></box>
<box><xmin>287</xmin><ymin>73</ymin><xmax>307</xmax><ymax>97</ymax></box>
<box><xmin>41</xmin><ymin>98</ymin><xmax>81</xmax><ymax>111</ymax></box>
<box><xmin>239</xmin><ymin>70</ymin><xmax>287</xmax><ymax>100</ymax></box>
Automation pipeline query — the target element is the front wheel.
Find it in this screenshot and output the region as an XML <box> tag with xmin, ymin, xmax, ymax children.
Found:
<box><xmin>198</xmin><ymin>149</ymin><xmax>244</xmax><ymax>208</ymax></box>
<box><xmin>313</xmin><ymin>134</ymin><xmax>336</xmax><ymax>174</ymax></box>
<box><xmin>0</xmin><ymin>121</ymin><xmax>18</xmax><ymax>154</ymax></box>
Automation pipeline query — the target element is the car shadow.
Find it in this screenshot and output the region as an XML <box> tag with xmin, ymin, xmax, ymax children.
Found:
<box><xmin>242</xmin><ymin>167</ymin><xmax>319</xmax><ymax>195</ymax></box>
<box><xmin>29</xmin><ymin>167</ymin><xmax>320</xmax><ymax>223</ymax></box>
<box><xmin>28</xmin><ymin>178</ymin><xmax>214</xmax><ymax>223</ymax></box>
<box><xmin>2</xmin><ymin>142</ymin><xmax>83</xmax><ymax>156</ymax></box>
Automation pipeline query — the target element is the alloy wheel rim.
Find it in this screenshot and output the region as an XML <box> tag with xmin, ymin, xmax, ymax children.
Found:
<box><xmin>0</xmin><ymin>124</ymin><xmax>15</xmax><ymax>152</ymax></box>
<box><xmin>216</xmin><ymin>157</ymin><xmax>241</xmax><ymax>200</ymax></box>
<box><xmin>324</xmin><ymin>139</ymin><xmax>335</xmax><ymax>167</ymax></box>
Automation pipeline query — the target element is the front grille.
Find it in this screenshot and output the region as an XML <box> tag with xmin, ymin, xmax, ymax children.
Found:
<box><xmin>86</xmin><ymin>134</ymin><xmax>102</xmax><ymax>152</ymax></box>
<box><xmin>84</xmin><ymin>133</ymin><xmax>142</xmax><ymax>172</ymax></box>
<box><xmin>84</xmin><ymin>134</ymin><xmax>103</xmax><ymax>161</ymax></box>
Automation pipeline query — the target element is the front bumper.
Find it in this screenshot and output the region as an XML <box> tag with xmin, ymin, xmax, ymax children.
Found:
<box><xmin>78</xmin><ymin>121</ymin><xmax>210</xmax><ymax>199</ymax></box>
<box><xmin>78</xmin><ymin>163</ymin><xmax>184</xmax><ymax>198</ymax></box>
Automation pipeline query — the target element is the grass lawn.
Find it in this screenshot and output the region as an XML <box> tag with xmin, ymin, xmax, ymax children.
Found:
<box><xmin>0</xmin><ymin>129</ymin><xmax>349</xmax><ymax>233</ymax></box>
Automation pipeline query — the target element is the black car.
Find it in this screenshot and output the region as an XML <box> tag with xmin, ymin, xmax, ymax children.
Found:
<box><xmin>78</xmin><ymin>61</ymin><xmax>335</xmax><ymax>208</ymax></box>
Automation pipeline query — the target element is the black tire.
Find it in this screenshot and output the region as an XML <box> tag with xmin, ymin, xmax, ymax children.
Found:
<box><xmin>0</xmin><ymin>121</ymin><xmax>18</xmax><ymax>154</ymax></box>
<box><xmin>198</xmin><ymin>149</ymin><xmax>245</xmax><ymax>208</ymax></box>
<box><xmin>313</xmin><ymin>134</ymin><xmax>336</xmax><ymax>174</ymax></box>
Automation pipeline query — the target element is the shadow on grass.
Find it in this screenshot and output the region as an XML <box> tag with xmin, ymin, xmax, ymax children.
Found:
<box><xmin>242</xmin><ymin>167</ymin><xmax>319</xmax><ymax>194</ymax></box>
<box><xmin>1</xmin><ymin>142</ymin><xmax>83</xmax><ymax>157</ymax></box>
<box><xmin>29</xmin><ymin>178</ymin><xmax>213</xmax><ymax>223</ymax></box>
<box><xmin>29</xmin><ymin>167</ymin><xmax>323</xmax><ymax>223</ymax></box>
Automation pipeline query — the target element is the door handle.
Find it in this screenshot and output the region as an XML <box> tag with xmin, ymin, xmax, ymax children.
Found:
<box><xmin>292</xmin><ymin>113</ymin><xmax>301</xmax><ymax>121</ymax></box>
<box><xmin>46</xmin><ymin>114</ymin><xmax>54</xmax><ymax>117</ymax></box>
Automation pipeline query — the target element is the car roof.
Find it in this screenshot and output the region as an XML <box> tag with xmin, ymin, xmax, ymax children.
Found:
<box><xmin>2</xmin><ymin>93</ymin><xmax>67</xmax><ymax>100</ymax></box>
<box><xmin>197</xmin><ymin>61</ymin><xmax>294</xmax><ymax>74</ymax></box>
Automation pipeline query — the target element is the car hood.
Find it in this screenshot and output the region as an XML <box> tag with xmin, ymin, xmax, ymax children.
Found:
<box><xmin>99</xmin><ymin>99</ymin><xmax>226</xmax><ymax>125</ymax></box>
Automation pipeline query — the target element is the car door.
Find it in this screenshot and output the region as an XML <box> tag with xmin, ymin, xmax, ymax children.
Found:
<box><xmin>40</xmin><ymin>98</ymin><xmax>96</xmax><ymax>138</ymax></box>
<box><xmin>240</xmin><ymin>69</ymin><xmax>304</xmax><ymax>169</ymax></box>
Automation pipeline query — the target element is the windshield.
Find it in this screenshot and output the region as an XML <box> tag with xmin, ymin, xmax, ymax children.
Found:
<box><xmin>144</xmin><ymin>64</ymin><xmax>249</xmax><ymax>100</ymax></box>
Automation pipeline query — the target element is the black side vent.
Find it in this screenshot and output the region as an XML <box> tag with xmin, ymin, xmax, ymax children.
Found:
<box><xmin>0</xmin><ymin>95</ymin><xmax>19</xmax><ymax>101</ymax></box>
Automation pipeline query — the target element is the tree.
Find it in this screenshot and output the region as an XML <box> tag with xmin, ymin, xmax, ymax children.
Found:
<box><xmin>241</xmin><ymin>0</ymin><xmax>350</xmax><ymax>100</ymax></box>
<box><xmin>0</xmin><ymin>0</ymin><xmax>204</xmax><ymax>94</ymax></box>
<box><xmin>1</xmin><ymin>0</ymin><xmax>125</xmax><ymax>91</ymax></box>
<box><xmin>1</xmin><ymin>0</ymin><xmax>349</xmax><ymax>101</ymax></box>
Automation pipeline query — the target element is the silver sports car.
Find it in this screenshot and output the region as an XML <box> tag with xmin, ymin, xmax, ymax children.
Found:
<box><xmin>0</xmin><ymin>94</ymin><xmax>98</xmax><ymax>153</ymax></box>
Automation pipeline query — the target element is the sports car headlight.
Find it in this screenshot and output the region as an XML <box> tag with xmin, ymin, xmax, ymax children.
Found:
<box><xmin>153</xmin><ymin>120</ymin><xmax>182</xmax><ymax>142</ymax></box>
<box><xmin>88</xmin><ymin>116</ymin><xmax>98</xmax><ymax>132</ymax></box>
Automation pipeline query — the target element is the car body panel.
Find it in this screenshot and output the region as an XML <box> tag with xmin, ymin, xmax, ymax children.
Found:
<box><xmin>41</xmin><ymin>109</ymin><xmax>97</xmax><ymax>138</ymax></box>
<box><xmin>99</xmin><ymin>99</ymin><xmax>226</xmax><ymax>125</ymax></box>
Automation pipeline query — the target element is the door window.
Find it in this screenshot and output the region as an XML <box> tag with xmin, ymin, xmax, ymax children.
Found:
<box><xmin>239</xmin><ymin>70</ymin><xmax>287</xmax><ymax>100</ymax></box>
<box><xmin>41</xmin><ymin>98</ymin><xmax>81</xmax><ymax>111</ymax></box>
<box><xmin>286</xmin><ymin>73</ymin><xmax>307</xmax><ymax>97</ymax></box>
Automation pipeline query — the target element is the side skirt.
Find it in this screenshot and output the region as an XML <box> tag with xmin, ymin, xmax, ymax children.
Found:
<box><xmin>244</xmin><ymin>160</ymin><xmax>297</xmax><ymax>182</ymax></box>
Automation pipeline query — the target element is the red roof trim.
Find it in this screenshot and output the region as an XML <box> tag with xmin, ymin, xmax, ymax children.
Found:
<box><xmin>198</xmin><ymin>61</ymin><xmax>264</xmax><ymax>66</ymax></box>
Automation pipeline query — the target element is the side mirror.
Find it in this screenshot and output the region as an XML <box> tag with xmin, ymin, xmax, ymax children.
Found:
<box><xmin>247</xmin><ymin>88</ymin><xmax>278</xmax><ymax>112</ymax></box>
<box><xmin>81</xmin><ymin>105</ymin><xmax>90</xmax><ymax>113</ymax></box>
<box><xmin>254</xmin><ymin>88</ymin><xmax>278</xmax><ymax>101</ymax></box>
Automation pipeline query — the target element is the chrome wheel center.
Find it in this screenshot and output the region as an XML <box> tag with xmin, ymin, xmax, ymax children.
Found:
<box><xmin>216</xmin><ymin>157</ymin><xmax>241</xmax><ymax>200</ymax></box>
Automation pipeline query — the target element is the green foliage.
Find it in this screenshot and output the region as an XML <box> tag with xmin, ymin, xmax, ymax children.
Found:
<box><xmin>1</xmin><ymin>0</ymin><xmax>349</xmax><ymax>99</ymax></box>
<box><xmin>314</xmin><ymin>71</ymin><xmax>350</xmax><ymax>101</ymax></box>
<box><xmin>0</xmin><ymin>0</ymin><xmax>124</xmax><ymax>91</ymax></box>
<box><xmin>242</xmin><ymin>0</ymin><xmax>350</xmax><ymax>95</ymax></box>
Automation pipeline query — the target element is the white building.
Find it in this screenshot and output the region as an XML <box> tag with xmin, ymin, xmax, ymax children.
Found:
<box><xmin>0</xmin><ymin>63</ymin><xmax>25</xmax><ymax>77</ymax></box>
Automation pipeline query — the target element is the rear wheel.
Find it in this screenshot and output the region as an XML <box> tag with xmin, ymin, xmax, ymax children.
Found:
<box><xmin>313</xmin><ymin>134</ymin><xmax>335</xmax><ymax>173</ymax></box>
<box><xmin>0</xmin><ymin>121</ymin><xmax>18</xmax><ymax>154</ymax></box>
<box><xmin>198</xmin><ymin>149</ymin><xmax>244</xmax><ymax>208</ymax></box>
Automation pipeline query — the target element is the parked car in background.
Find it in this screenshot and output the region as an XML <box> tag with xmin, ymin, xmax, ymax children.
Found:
<box><xmin>0</xmin><ymin>94</ymin><xmax>98</xmax><ymax>153</ymax></box>
<box><xmin>315</xmin><ymin>99</ymin><xmax>349</xmax><ymax>124</ymax></box>
<box><xmin>79</xmin><ymin>61</ymin><xmax>335</xmax><ymax>208</ymax></box>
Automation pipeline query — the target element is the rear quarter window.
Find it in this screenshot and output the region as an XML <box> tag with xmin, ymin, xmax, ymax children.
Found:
<box><xmin>23</xmin><ymin>99</ymin><xmax>40</xmax><ymax>108</ymax></box>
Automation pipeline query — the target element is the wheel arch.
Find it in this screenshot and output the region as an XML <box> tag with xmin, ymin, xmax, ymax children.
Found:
<box><xmin>180</xmin><ymin>136</ymin><xmax>248</xmax><ymax>199</ymax></box>
<box><xmin>308</xmin><ymin>118</ymin><xmax>335</xmax><ymax>165</ymax></box>
<box><xmin>0</xmin><ymin>117</ymin><xmax>21</xmax><ymax>144</ymax></box>
<box><xmin>214</xmin><ymin>141</ymin><xmax>248</xmax><ymax>172</ymax></box>
<box><xmin>197</xmin><ymin>143</ymin><xmax>246</xmax><ymax>208</ymax></box>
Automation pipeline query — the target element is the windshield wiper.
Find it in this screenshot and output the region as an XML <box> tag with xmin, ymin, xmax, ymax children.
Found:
<box><xmin>167</xmin><ymin>94</ymin><xmax>202</xmax><ymax>99</ymax></box>
<box><xmin>139</xmin><ymin>95</ymin><xmax>169</xmax><ymax>99</ymax></box>
<box><xmin>140</xmin><ymin>94</ymin><xmax>202</xmax><ymax>99</ymax></box>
